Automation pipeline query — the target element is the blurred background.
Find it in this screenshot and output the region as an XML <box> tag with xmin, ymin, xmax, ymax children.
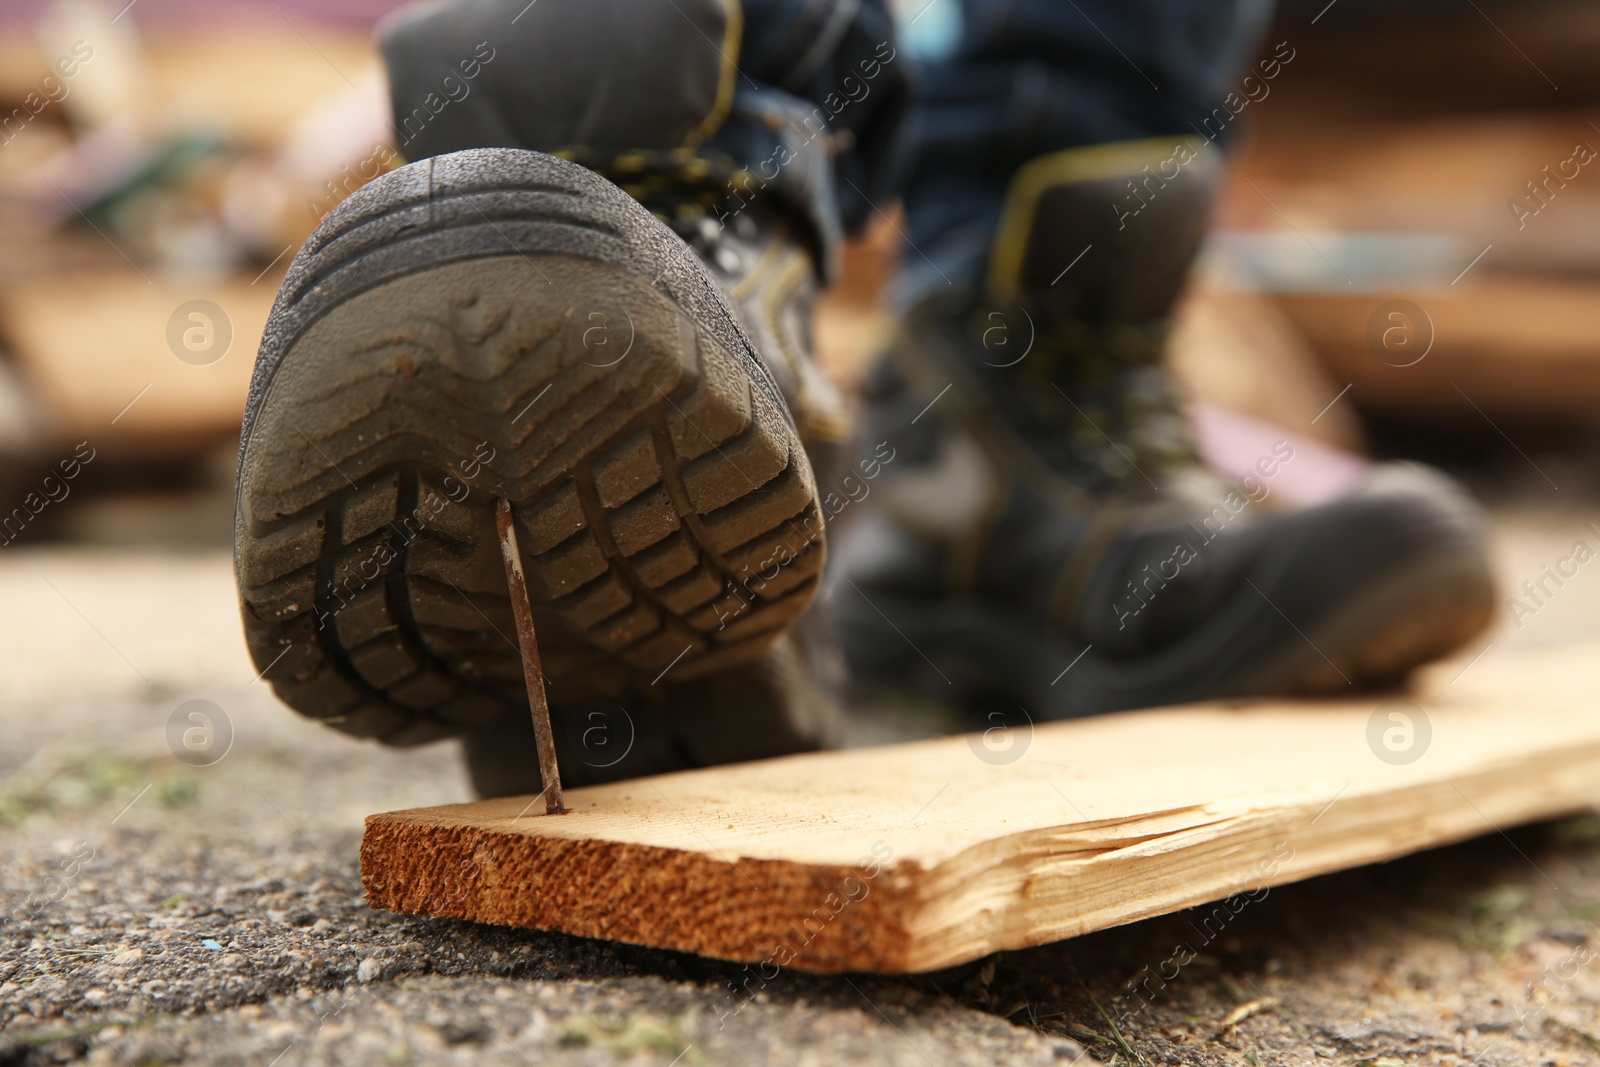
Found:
<box><xmin>5</xmin><ymin>0</ymin><xmax>1600</xmax><ymax>585</ymax></box>
<box><xmin>10</xmin><ymin>3</ymin><xmax>1600</xmax><ymax>1061</ymax></box>
<box><xmin>4</xmin><ymin>0</ymin><xmax>1600</xmax><ymax>723</ymax></box>
<box><xmin>9</xmin><ymin>0</ymin><xmax>1600</xmax><ymax>770</ymax></box>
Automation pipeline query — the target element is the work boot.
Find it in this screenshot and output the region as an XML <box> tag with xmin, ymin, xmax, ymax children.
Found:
<box><xmin>235</xmin><ymin>146</ymin><xmax>843</xmax><ymax>794</ymax></box>
<box><xmin>833</xmin><ymin>137</ymin><xmax>1496</xmax><ymax>719</ymax></box>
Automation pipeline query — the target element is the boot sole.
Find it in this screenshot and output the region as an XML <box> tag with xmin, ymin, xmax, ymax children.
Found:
<box><xmin>236</xmin><ymin>149</ymin><xmax>824</xmax><ymax>745</ymax></box>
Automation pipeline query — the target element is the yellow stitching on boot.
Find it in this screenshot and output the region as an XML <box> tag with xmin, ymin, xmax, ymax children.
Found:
<box><xmin>682</xmin><ymin>0</ymin><xmax>744</xmax><ymax>149</ymax></box>
<box><xmin>986</xmin><ymin>135</ymin><xmax>1207</xmax><ymax>307</ymax></box>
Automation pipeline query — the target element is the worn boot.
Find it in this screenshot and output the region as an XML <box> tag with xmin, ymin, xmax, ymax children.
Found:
<box><xmin>237</xmin><ymin>0</ymin><xmax>854</xmax><ymax>795</ymax></box>
<box><xmin>834</xmin><ymin>137</ymin><xmax>1496</xmax><ymax>719</ymax></box>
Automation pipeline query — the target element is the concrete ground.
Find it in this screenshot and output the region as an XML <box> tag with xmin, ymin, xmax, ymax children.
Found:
<box><xmin>7</xmin><ymin>493</ymin><xmax>1600</xmax><ymax>1066</ymax></box>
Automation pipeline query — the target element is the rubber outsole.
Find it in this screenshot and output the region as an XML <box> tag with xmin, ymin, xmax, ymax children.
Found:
<box><xmin>235</xmin><ymin>150</ymin><xmax>824</xmax><ymax>746</ymax></box>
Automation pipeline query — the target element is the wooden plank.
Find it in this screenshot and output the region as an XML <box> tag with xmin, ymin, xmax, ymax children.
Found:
<box><xmin>1211</xmin><ymin>114</ymin><xmax>1600</xmax><ymax>423</ymax></box>
<box><xmin>0</xmin><ymin>27</ymin><xmax>378</xmax><ymax>150</ymax></box>
<box><xmin>0</xmin><ymin>272</ymin><xmax>271</xmax><ymax>454</ymax></box>
<box><xmin>1226</xmin><ymin>115</ymin><xmax>1600</xmax><ymax>277</ymax></box>
<box><xmin>361</xmin><ymin>640</ymin><xmax>1600</xmax><ymax>974</ymax></box>
<box><xmin>1274</xmin><ymin>281</ymin><xmax>1600</xmax><ymax>421</ymax></box>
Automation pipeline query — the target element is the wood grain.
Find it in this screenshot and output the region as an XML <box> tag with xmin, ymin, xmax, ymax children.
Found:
<box><xmin>362</xmin><ymin>641</ymin><xmax>1600</xmax><ymax>974</ymax></box>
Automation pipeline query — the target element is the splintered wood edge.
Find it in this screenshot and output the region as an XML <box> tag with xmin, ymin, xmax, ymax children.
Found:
<box><xmin>359</xmin><ymin>642</ymin><xmax>1600</xmax><ymax>974</ymax></box>
<box><xmin>360</xmin><ymin>816</ymin><xmax>914</xmax><ymax>973</ymax></box>
<box><xmin>360</xmin><ymin>743</ymin><xmax>1600</xmax><ymax>975</ymax></box>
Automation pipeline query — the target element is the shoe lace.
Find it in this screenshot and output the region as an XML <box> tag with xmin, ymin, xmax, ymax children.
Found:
<box><xmin>553</xmin><ymin>146</ymin><xmax>753</xmax><ymax>240</ymax></box>
<box><xmin>554</xmin><ymin>145</ymin><xmax>780</xmax><ymax>284</ymax></box>
<box><xmin>980</xmin><ymin>313</ymin><xmax>1200</xmax><ymax>491</ymax></box>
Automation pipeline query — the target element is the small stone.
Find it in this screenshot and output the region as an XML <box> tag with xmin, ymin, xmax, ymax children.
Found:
<box><xmin>111</xmin><ymin>948</ymin><xmax>143</xmax><ymax>967</ymax></box>
<box><xmin>357</xmin><ymin>957</ymin><xmax>381</xmax><ymax>983</ymax></box>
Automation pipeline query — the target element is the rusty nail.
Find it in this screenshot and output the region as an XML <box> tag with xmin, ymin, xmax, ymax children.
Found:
<box><xmin>494</xmin><ymin>496</ymin><xmax>567</xmax><ymax>815</ymax></box>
